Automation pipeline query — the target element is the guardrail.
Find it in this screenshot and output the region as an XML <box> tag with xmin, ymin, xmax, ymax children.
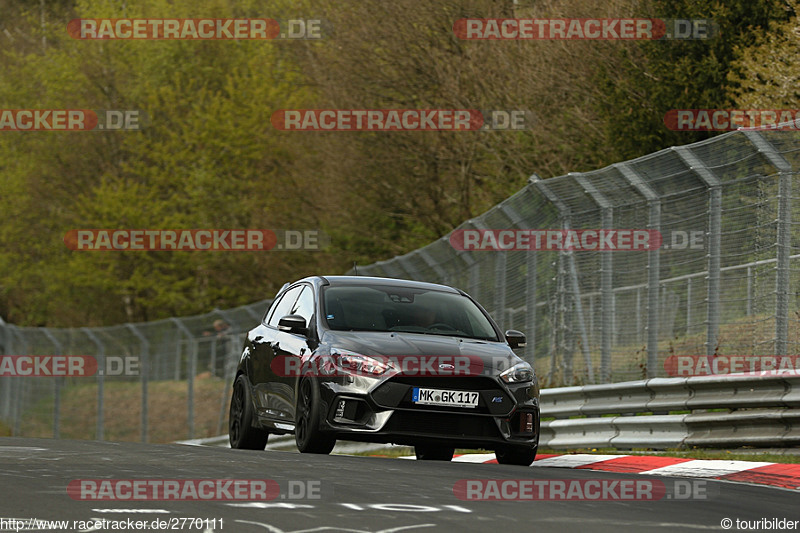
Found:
<box><xmin>539</xmin><ymin>371</ymin><xmax>800</xmax><ymax>450</ymax></box>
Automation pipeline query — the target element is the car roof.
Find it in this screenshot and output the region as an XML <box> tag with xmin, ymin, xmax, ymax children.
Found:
<box><xmin>308</xmin><ymin>275</ymin><xmax>462</xmax><ymax>294</ymax></box>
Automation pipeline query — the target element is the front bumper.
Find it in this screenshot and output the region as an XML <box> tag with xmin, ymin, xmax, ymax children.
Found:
<box><xmin>316</xmin><ymin>374</ymin><xmax>540</xmax><ymax>449</ymax></box>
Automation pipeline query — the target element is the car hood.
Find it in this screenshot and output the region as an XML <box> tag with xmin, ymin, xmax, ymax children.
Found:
<box><xmin>321</xmin><ymin>330</ymin><xmax>522</xmax><ymax>375</ymax></box>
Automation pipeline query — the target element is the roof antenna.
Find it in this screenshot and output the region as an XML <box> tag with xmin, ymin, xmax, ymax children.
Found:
<box><xmin>353</xmin><ymin>261</ymin><xmax>359</xmax><ymax>275</ymax></box>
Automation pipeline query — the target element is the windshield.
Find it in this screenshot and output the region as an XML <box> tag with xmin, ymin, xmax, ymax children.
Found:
<box><xmin>322</xmin><ymin>285</ymin><xmax>499</xmax><ymax>341</ymax></box>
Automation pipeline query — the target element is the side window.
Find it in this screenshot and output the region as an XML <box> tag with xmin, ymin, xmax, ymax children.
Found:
<box><xmin>266</xmin><ymin>286</ymin><xmax>303</xmax><ymax>327</ymax></box>
<box><xmin>291</xmin><ymin>286</ymin><xmax>315</xmax><ymax>325</ymax></box>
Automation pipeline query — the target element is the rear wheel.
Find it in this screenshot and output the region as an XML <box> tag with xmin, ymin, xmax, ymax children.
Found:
<box><xmin>495</xmin><ymin>445</ymin><xmax>536</xmax><ymax>466</ymax></box>
<box><xmin>414</xmin><ymin>444</ymin><xmax>455</xmax><ymax>461</ymax></box>
<box><xmin>295</xmin><ymin>378</ymin><xmax>336</xmax><ymax>454</ymax></box>
<box><xmin>229</xmin><ymin>375</ymin><xmax>269</xmax><ymax>450</ymax></box>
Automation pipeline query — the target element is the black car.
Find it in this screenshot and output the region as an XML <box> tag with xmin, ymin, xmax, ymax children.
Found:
<box><xmin>228</xmin><ymin>275</ymin><xmax>540</xmax><ymax>465</ymax></box>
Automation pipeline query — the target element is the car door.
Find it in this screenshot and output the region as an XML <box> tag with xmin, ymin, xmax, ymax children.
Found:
<box><xmin>269</xmin><ymin>284</ymin><xmax>317</xmax><ymax>422</ymax></box>
<box><xmin>249</xmin><ymin>285</ymin><xmax>303</xmax><ymax>417</ymax></box>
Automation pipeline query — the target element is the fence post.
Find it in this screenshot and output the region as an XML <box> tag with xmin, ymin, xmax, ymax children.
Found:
<box><xmin>8</xmin><ymin>326</ymin><xmax>27</xmax><ymax>436</ymax></box>
<box><xmin>525</xmin><ymin>248</ymin><xmax>537</xmax><ymax>364</ymax></box>
<box><xmin>575</xmin><ymin>174</ymin><xmax>613</xmax><ymax>382</ymax></box>
<box><xmin>636</xmin><ymin>287</ymin><xmax>642</xmax><ymax>343</ymax></box>
<box><xmin>532</xmin><ymin>175</ymin><xmax>594</xmax><ymax>384</ymax></box>
<box><xmin>41</xmin><ymin>328</ymin><xmax>63</xmax><ymax>439</ymax></box>
<box><xmin>743</xmin><ymin>130</ymin><xmax>793</xmax><ymax>356</ymax></box>
<box><xmin>674</xmin><ymin>146</ymin><xmax>722</xmax><ymax>356</ymax></box>
<box><xmin>420</xmin><ymin>246</ymin><xmax>449</xmax><ymax>286</ymax></box>
<box><xmin>383</xmin><ymin>258</ymin><xmax>413</xmax><ymax>282</ymax></box>
<box><xmin>0</xmin><ymin>318</ymin><xmax>9</xmax><ymax>423</ymax></box>
<box><xmin>170</xmin><ymin>318</ymin><xmax>197</xmax><ymax>439</ymax></box>
<box><xmin>82</xmin><ymin>328</ymin><xmax>105</xmax><ymax>441</ymax></box>
<box><xmin>495</xmin><ymin>252</ymin><xmax>507</xmax><ymax>329</ymax></box>
<box><xmin>126</xmin><ymin>324</ymin><xmax>150</xmax><ymax>443</ymax></box>
<box><xmin>618</xmin><ymin>163</ymin><xmax>661</xmax><ymax>378</ymax></box>
<box><xmin>686</xmin><ymin>277</ymin><xmax>693</xmax><ymax>335</ymax></box>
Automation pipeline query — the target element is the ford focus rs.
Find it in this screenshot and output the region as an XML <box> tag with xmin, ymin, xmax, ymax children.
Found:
<box><xmin>228</xmin><ymin>275</ymin><xmax>540</xmax><ymax>465</ymax></box>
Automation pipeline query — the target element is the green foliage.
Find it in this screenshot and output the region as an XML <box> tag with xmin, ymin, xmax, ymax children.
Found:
<box><xmin>0</xmin><ymin>0</ymin><xmax>794</xmax><ymax>326</ymax></box>
<box><xmin>594</xmin><ymin>0</ymin><xmax>791</xmax><ymax>162</ymax></box>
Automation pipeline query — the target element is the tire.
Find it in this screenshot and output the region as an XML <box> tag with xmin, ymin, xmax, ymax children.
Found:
<box><xmin>414</xmin><ymin>444</ymin><xmax>455</xmax><ymax>461</ymax></box>
<box><xmin>295</xmin><ymin>378</ymin><xmax>336</xmax><ymax>454</ymax></box>
<box><xmin>495</xmin><ymin>445</ymin><xmax>537</xmax><ymax>466</ymax></box>
<box><xmin>229</xmin><ymin>375</ymin><xmax>269</xmax><ymax>450</ymax></box>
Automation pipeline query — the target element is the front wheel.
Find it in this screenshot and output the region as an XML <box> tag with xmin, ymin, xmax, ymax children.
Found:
<box><xmin>414</xmin><ymin>444</ymin><xmax>455</xmax><ymax>461</ymax></box>
<box><xmin>229</xmin><ymin>375</ymin><xmax>269</xmax><ymax>450</ymax></box>
<box><xmin>295</xmin><ymin>378</ymin><xmax>336</xmax><ymax>454</ymax></box>
<box><xmin>495</xmin><ymin>445</ymin><xmax>537</xmax><ymax>466</ymax></box>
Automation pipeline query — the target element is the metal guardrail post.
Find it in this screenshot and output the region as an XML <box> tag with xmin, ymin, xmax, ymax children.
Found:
<box><xmin>674</xmin><ymin>146</ymin><xmax>722</xmax><ymax>356</ymax></box>
<box><xmin>743</xmin><ymin>130</ymin><xmax>793</xmax><ymax>356</ymax></box>
<box><xmin>125</xmin><ymin>324</ymin><xmax>150</xmax><ymax>443</ymax></box>
<box><xmin>41</xmin><ymin>328</ymin><xmax>63</xmax><ymax>439</ymax></box>
<box><xmin>617</xmin><ymin>163</ymin><xmax>661</xmax><ymax>378</ymax></box>
<box><xmin>575</xmin><ymin>174</ymin><xmax>614</xmax><ymax>382</ymax></box>
<box><xmin>81</xmin><ymin>328</ymin><xmax>105</xmax><ymax>441</ymax></box>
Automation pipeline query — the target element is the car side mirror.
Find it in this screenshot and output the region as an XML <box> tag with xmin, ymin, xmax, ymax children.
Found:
<box><xmin>505</xmin><ymin>330</ymin><xmax>526</xmax><ymax>349</ymax></box>
<box><xmin>278</xmin><ymin>314</ymin><xmax>308</xmax><ymax>335</ymax></box>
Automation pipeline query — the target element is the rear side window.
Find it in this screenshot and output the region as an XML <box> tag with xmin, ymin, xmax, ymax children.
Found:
<box><xmin>266</xmin><ymin>285</ymin><xmax>303</xmax><ymax>327</ymax></box>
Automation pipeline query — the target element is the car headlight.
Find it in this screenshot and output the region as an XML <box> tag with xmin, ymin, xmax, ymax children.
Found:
<box><xmin>500</xmin><ymin>361</ymin><xmax>534</xmax><ymax>383</ymax></box>
<box><xmin>332</xmin><ymin>350</ymin><xmax>393</xmax><ymax>376</ymax></box>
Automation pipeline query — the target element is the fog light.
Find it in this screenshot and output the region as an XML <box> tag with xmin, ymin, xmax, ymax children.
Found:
<box><xmin>520</xmin><ymin>412</ymin><xmax>533</xmax><ymax>433</ymax></box>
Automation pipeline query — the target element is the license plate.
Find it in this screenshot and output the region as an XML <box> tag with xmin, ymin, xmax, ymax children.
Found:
<box><xmin>412</xmin><ymin>387</ymin><xmax>479</xmax><ymax>408</ymax></box>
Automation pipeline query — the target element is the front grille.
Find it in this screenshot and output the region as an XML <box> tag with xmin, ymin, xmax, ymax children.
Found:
<box><xmin>390</xmin><ymin>376</ymin><xmax>499</xmax><ymax>390</ymax></box>
<box><xmin>385</xmin><ymin>411</ymin><xmax>500</xmax><ymax>439</ymax></box>
<box><xmin>372</xmin><ymin>375</ymin><xmax>513</xmax><ymax>416</ymax></box>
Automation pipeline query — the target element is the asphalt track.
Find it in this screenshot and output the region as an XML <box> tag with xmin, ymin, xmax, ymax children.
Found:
<box><xmin>1</xmin><ymin>438</ymin><xmax>798</xmax><ymax>533</ymax></box>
